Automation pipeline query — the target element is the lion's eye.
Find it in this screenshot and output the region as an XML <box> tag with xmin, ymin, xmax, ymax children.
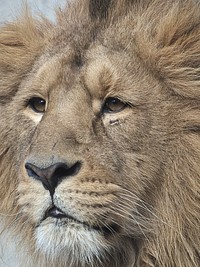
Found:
<box><xmin>28</xmin><ymin>97</ymin><xmax>46</xmax><ymax>113</ymax></box>
<box><xmin>102</xmin><ymin>97</ymin><xmax>127</xmax><ymax>113</ymax></box>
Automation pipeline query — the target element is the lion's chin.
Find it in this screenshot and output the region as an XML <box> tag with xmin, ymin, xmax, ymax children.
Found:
<box><xmin>35</xmin><ymin>217</ymin><xmax>110</xmax><ymax>265</ymax></box>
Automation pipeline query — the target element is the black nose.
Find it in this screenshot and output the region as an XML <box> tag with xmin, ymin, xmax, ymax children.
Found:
<box><xmin>25</xmin><ymin>161</ymin><xmax>81</xmax><ymax>195</ymax></box>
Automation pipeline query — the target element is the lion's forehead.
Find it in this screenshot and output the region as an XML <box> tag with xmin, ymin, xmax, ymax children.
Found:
<box><xmin>25</xmin><ymin>43</ymin><xmax>155</xmax><ymax>115</ymax></box>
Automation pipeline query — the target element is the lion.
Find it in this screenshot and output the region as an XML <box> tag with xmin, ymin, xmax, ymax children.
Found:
<box><xmin>0</xmin><ymin>0</ymin><xmax>199</xmax><ymax>266</ymax></box>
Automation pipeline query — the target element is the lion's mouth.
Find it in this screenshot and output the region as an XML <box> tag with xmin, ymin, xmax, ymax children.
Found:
<box><xmin>42</xmin><ymin>205</ymin><xmax>118</xmax><ymax>236</ymax></box>
<box><xmin>44</xmin><ymin>206</ymin><xmax>69</xmax><ymax>219</ymax></box>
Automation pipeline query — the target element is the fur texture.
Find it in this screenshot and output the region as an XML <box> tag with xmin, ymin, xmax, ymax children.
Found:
<box><xmin>0</xmin><ymin>0</ymin><xmax>200</xmax><ymax>266</ymax></box>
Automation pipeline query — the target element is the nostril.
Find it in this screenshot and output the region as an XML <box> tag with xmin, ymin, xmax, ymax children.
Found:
<box><xmin>25</xmin><ymin>163</ymin><xmax>40</xmax><ymax>180</ymax></box>
<box><xmin>25</xmin><ymin>161</ymin><xmax>82</xmax><ymax>194</ymax></box>
<box><xmin>54</xmin><ymin>162</ymin><xmax>81</xmax><ymax>179</ymax></box>
<box><xmin>25</xmin><ymin>162</ymin><xmax>52</xmax><ymax>192</ymax></box>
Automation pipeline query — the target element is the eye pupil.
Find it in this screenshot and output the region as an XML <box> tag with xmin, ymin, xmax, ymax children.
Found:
<box><xmin>28</xmin><ymin>97</ymin><xmax>46</xmax><ymax>113</ymax></box>
<box><xmin>103</xmin><ymin>97</ymin><xmax>126</xmax><ymax>113</ymax></box>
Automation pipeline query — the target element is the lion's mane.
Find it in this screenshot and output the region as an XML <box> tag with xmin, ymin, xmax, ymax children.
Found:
<box><xmin>0</xmin><ymin>0</ymin><xmax>200</xmax><ymax>267</ymax></box>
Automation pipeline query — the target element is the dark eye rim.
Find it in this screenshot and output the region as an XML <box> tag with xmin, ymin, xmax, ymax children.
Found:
<box><xmin>102</xmin><ymin>97</ymin><xmax>128</xmax><ymax>114</ymax></box>
<box><xmin>27</xmin><ymin>97</ymin><xmax>46</xmax><ymax>113</ymax></box>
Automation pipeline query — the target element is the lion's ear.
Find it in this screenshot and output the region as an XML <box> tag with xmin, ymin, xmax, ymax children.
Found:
<box><xmin>89</xmin><ymin>0</ymin><xmax>112</xmax><ymax>19</ymax></box>
<box><xmin>0</xmin><ymin>15</ymin><xmax>48</xmax><ymax>103</ymax></box>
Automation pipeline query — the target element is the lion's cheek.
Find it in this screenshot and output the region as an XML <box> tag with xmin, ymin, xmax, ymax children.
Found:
<box><xmin>17</xmin><ymin>179</ymin><xmax>51</xmax><ymax>224</ymax></box>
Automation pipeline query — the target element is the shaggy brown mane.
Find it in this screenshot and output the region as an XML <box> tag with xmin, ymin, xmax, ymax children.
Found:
<box><xmin>0</xmin><ymin>0</ymin><xmax>200</xmax><ymax>267</ymax></box>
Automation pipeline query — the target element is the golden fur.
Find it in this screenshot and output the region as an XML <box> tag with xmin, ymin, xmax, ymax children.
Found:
<box><xmin>0</xmin><ymin>0</ymin><xmax>200</xmax><ymax>266</ymax></box>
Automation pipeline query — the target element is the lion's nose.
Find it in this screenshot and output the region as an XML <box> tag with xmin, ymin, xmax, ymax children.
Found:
<box><xmin>25</xmin><ymin>161</ymin><xmax>81</xmax><ymax>196</ymax></box>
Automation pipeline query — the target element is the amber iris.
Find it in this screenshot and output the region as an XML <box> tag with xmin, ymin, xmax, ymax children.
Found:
<box><xmin>103</xmin><ymin>97</ymin><xmax>127</xmax><ymax>113</ymax></box>
<box><xmin>28</xmin><ymin>97</ymin><xmax>46</xmax><ymax>113</ymax></box>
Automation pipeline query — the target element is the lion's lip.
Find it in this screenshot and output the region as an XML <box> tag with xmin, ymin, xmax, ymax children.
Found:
<box><xmin>42</xmin><ymin>205</ymin><xmax>118</xmax><ymax>236</ymax></box>
<box><xmin>45</xmin><ymin>206</ymin><xmax>68</xmax><ymax>219</ymax></box>
<box><xmin>43</xmin><ymin>205</ymin><xmax>84</xmax><ymax>223</ymax></box>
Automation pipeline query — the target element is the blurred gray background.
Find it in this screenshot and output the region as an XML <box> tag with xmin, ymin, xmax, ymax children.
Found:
<box><xmin>0</xmin><ymin>0</ymin><xmax>67</xmax><ymax>24</ymax></box>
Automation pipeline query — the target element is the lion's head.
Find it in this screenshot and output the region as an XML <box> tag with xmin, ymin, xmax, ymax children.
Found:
<box><xmin>0</xmin><ymin>0</ymin><xmax>199</xmax><ymax>266</ymax></box>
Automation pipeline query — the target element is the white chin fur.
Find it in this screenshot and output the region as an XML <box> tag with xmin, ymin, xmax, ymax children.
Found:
<box><xmin>35</xmin><ymin>218</ymin><xmax>109</xmax><ymax>266</ymax></box>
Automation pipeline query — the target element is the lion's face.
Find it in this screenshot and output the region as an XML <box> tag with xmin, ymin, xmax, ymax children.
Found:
<box><xmin>1</xmin><ymin>1</ymin><xmax>200</xmax><ymax>267</ymax></box>
<box><xmin>9</xmin><ymin>42</ymin><xmax>167</xmax><ymax>265</ymax></box>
